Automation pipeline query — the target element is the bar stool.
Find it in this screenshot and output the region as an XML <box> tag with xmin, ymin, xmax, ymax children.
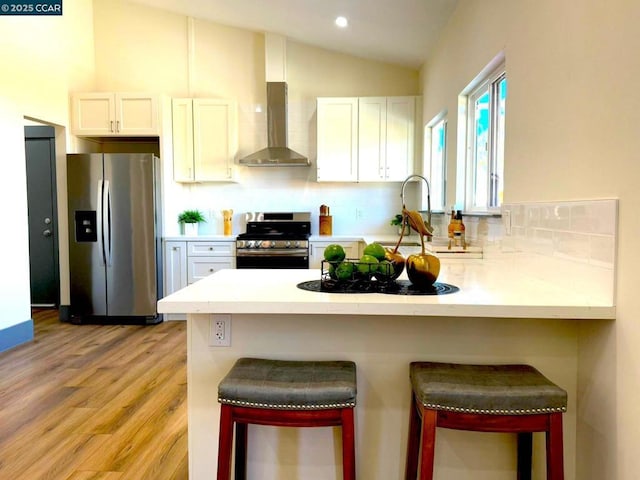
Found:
<box><xmin>216</xmin><ymin>357</ymin><xmax>357</xmax><ymax>480</ymax></box>
<box><xmin>405</xmin><ymin>362</ymin><xmax>567</xmax><ymax>480</ymax></box>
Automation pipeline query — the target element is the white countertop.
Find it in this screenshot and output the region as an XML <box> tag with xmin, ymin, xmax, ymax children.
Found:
<box><xmin>163</xmin><ymin>234</ymin><xmax>482</xmax><ymax>257</ymax></box>
<box><xmin>158</xmin><ymin>254</ymin><xmax>615</xmax><ymax>320</ymax></box>
<box><xmin>163</xmin><ymin>235</ymin><xmax>235</xmax><ymax>241</ymax></box>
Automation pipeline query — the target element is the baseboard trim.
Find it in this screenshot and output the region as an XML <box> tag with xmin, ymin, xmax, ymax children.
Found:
<box><xmin>0</xmin><ymin>318</ymin><xmax>34</xmax><ymax>353</ymax></box>
<box><xmin>59</xmin><ymin>305</ymin><xmax>71</xmax><ymax>323</ymax></box>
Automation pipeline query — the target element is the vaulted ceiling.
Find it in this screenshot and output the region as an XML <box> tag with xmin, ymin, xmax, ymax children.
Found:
<box><xmin>128</xmin><ymin>0</ymin><xmax>459</xmax><ymax>69</ymax></box>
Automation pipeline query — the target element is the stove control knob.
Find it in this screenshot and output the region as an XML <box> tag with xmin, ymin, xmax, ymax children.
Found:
<box><xmin>285</xmin><ymin>241</ymin><xmax>291</xmax><ymax>248</ymax></box>
<box><xmin>293</xmin><ymin>241</ymin><xmax>300</xmax><ymax>248</ymax></box>
<box><xmin>255</xmin><ymin>240</ymin><xmax>262</xmax><ymax>248</ymax></box>
<box><xmin>247</xmin><ymin>241</ymin><xmax>255</xmax><ymax>249</ymax></box>
<box><xmin>262</xmin><ymin>240</ymin><xmax>270</xmax><ymax>249</ymax></box>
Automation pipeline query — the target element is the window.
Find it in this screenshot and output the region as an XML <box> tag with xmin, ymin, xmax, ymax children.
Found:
<box><xmin>424</xmin><ymin>115</ymin><xmax>447</xmax><ymax>212</ymax></box>
<box><xmin>461</xmin><ymin>61</ymin><xmax>507</xmax><ymax>213</ymax></box>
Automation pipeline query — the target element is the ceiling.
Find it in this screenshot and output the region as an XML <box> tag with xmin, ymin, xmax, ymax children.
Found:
<box><xmin>128</xmin><ymin>0</ymin><xmax>459</xmax><ymax>69</ymax></box>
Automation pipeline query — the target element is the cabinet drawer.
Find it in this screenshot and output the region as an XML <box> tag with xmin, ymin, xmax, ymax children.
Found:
<box><xmin>187</xmin><ymin>241</ymin><xmax>235</xmax><ymax>257</ymax></box>
<box><xmin>187</xmin><ymin>257</ymin><xmax>234</xmax><ymax>284</ymax></box>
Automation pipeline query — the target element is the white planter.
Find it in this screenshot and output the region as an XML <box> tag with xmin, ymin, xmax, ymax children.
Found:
<box><xmin>182</xmin><ymin>222</ymin><xmax>198</xmax><ymax>236</ymax></box>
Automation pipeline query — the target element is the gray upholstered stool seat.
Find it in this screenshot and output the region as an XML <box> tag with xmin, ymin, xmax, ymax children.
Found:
<box><xmin>218</xmin><ymin>357</ymin><xmax>357</xmax><ymax>410</ymax></box>
<box><xmin>216</xmin><ymin>357</ymin><xmax>358</xmax><ymax>480</ymax></box>
<box><xmin>405</xmin><ymin>361</ymin><xmax>567</xmax><ymax>480</ymax></box>
<box><xmin>410</xmin><ymin>362</ymin><xmax>567</xmax><ymax>415</ymax></box>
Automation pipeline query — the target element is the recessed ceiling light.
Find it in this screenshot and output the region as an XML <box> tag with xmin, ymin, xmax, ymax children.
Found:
<box><xmin>335</xmin><ymin>16</ymin><xmax>348</xmax><ymax>28</ymax></box>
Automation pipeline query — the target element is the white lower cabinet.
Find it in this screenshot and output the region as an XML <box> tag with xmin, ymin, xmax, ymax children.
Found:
<box><xmin>163</xmin><ymin>241</ymin><xmax>188</xmax><ymax>321</ymax></box>
<box><xmin>309</xmin><ymin>240</ymin><xmax>362</xmax><ymax>269</ymax></box>
<box><xmin>163</xmin><ymin>239</ymin><xmax>235</xmax><ymax>319</ymax></box>
<box><xmin>187</xmin><ymin>257</ymin><xmax>234</xmax><ymax>283</ymax></box>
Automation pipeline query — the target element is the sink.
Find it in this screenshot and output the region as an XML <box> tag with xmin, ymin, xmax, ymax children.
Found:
<box><xmin>374</xmin><ymin>239</ymin><xmax>421</xmax><ymax>247</ymax></box>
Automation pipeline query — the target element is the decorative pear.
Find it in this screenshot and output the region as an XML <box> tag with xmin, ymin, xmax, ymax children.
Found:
<box><xmin>384</xmin><ymin>247</ymin><xmax>405</xmax><ymax>280</ymax></box>
<box><xmin>401</xmin><ymin>206</ymin><xmax>440</xmax><ymax>287</ymax></box>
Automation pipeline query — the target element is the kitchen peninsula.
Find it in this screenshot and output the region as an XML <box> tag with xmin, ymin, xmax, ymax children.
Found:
<box><xmin>158</xmin><ymin>257</ymin><xmax>615</xmax><ymax>480</ymax></box>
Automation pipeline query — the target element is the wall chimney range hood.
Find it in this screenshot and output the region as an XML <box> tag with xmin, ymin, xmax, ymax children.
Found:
<box><xmin>239</xmin><ymin>33</ymin><xmax>310</xmax><ymax>167</ymax></box>
<box><xmin>239</xmin><ymin>82</ymin><xmax>309</xmax><ymax>166</ymax></box>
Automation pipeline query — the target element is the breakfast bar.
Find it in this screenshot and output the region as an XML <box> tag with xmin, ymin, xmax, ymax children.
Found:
<box><xmin>158</xmin><ymin>256</ymin><xmax>615</xmax><ymax>480</ymax></box>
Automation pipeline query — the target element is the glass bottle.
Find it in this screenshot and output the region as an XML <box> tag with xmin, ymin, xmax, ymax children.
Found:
<box><xmin>455</xmin><ymin>210</ymin><xmax>466</xmax><ymax>247</ymax></box>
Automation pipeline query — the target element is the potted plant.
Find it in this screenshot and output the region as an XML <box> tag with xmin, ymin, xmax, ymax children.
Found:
<box><xmin>178</xmin><ymin>209</ymin><xmax>206</xmax><ymax>236</ymax></box>
<box><xmin>390</xmin><ymin>213</ymin><xmax>410</xmax><ymax>236</ymax></box>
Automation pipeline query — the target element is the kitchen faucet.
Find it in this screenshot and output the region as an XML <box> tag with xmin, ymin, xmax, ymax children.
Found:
<box><xmin>400</xmin><ymin>174</ymin><xmax>433</xmax><ymax>241</ymax></box>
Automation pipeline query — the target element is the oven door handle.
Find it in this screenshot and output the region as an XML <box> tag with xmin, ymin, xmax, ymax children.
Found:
<box><xmin>236</xmin><ymin>249</ymin><xmax>309</xmax><ymax>257</ymax></box>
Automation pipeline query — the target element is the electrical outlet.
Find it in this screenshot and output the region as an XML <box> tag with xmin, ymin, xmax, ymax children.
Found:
<box><xmin>355</xmin><ymin>208</ymin><xmax>364</xmax><ymax>220</ymax></box>
<box><xmin>209</xmin><ymin>314</ymin><xmax>231</xmax><ymax>347</ymax></box>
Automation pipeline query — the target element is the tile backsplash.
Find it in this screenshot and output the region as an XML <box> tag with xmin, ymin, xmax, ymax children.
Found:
<box><xmin>501</xmin><ymin>199</ymin><xmax>618</xmax><ymax>269</ymax></box>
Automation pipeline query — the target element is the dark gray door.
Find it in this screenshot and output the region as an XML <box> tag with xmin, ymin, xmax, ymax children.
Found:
<box><xmin>25</xmin><ymin>126</ymin><xmax>60</xmax><ymax>307</ymax></box>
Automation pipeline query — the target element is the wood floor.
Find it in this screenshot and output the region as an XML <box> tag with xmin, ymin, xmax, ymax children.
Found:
<box><xmin>0</xmin><ymin>309</ymin><xmax>188</xmax><ymax>480</ymax></box>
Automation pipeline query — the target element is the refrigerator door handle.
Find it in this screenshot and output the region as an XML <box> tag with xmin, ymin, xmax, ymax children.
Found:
<box><xmin>97</xmin><ymin>179</ymin><xmax>107</xmax><ymax>266</ymax></box>
<box><xmin>103</xmin><ymin>180</ymin><xmax>113</xmax><ymax>266</ymax></box>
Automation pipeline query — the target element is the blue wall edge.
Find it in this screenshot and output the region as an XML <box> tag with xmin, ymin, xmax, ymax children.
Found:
<box><xmin>0</xmin><ymin>318</ymin><xmax>34</xmax><ymax>354</ymax></box>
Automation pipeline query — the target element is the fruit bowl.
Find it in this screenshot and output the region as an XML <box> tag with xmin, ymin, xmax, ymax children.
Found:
<box><xmin>320</xmin><ymin>259</ymin><xmax>394</xmax><ymax>292</ymax></box>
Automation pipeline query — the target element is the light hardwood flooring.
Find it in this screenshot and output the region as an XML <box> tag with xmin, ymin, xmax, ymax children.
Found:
<box><xmin>0</xmin><ymin>309</ymin><xmax>188</xmax><ymax>480</ymax></box>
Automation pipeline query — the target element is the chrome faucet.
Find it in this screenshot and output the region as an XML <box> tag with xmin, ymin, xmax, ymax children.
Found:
<box><xmin>401</xmin><ymin>174</ymin><xmax>432</xmax><ymax>240</ymax></box>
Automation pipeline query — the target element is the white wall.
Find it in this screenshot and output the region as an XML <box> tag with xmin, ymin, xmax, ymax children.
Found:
<box><xmin>421</xmin><ymin>0</ymin><xmax>639</xmax><ymax>477</ymax></box>
<box><xmin>90</xmin><ymin>0</ymin><xmax>422</xmax><ymax>238</ymax></box>
<box><xmin>0</xmin><ymin>1</ymin><xmax>95</xmax><ymax>334</ymax></box>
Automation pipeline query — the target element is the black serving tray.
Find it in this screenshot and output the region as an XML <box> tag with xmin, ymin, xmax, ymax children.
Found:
<box><xmin>296</xmin><ymin>279</ymin><xmax>459</xmax><ymax>296</ymax></box>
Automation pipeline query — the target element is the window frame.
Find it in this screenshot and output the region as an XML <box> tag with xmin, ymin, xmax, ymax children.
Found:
<box><xmin>423</xmin><ymin>113</ymin><xmax>447</xmax><ymax>212</ymax></box>
<box><xmin>458</xmin><ymin>57</ymin><xmax>506</xmax><ymax>214</ymax></box>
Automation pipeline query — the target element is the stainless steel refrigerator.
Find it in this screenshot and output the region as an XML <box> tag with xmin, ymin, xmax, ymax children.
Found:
<box><xmin>67</xmin><ymin>153</ymin><xmax>163</xmax><ymax>324</ymax></box>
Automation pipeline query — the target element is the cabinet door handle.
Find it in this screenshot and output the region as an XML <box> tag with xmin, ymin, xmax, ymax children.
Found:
<box><xmin>110</xmin><ymin>120</ymin><xmax>114</xmax><ymax>132</ymax></box>
<box><xmin>116</xmin><ymin>120</ymin><xmax>120</xmax><ymax>133</ymax></box>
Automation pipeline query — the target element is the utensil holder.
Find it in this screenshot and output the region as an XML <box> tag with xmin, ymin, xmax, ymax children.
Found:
<box><xmin>319</xmin><ymin>215</ymin><xmax>332</xmax><ymax>236</ymax></box>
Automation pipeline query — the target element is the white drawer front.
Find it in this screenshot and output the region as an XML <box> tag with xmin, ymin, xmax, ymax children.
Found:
<box><xmin>188</xmin><ymin>257</ymin><xmax>234</xmax><ymax>284</ymax></box>
<box><xmin>187</xmin><ymin>241</ymin><xmax>235</xmax><ymax>257</ymax></box>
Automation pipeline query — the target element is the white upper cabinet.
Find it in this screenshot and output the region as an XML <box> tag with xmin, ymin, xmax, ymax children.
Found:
<box><xmin>316</xmin><ymin>97</ymin><xmax>359</xmax><ymax>182</ymax></box>
<box><xmin>317</xmin><ymin>96</ymin><xmax>418</xmax><ymax>182</ymax></box>
<box><xmin>357</xmin><ymin>97</ymin><xmax>387</xmax><ymax>181</ymax></box>
<box><xmin>71</xmin><ymin>93</ymin><xmax>159</xmax><ymax>136</ymax></box>
<box><xmin>377</xmin><ymin>96</ymin><xmax>416</xmax><ymax>181</ymax></box>
<box><xmin>172</xmin><ymin>98</ymin><xmax>238</xmax><ymax>183</ymax></box>
<box><xmin>172</xmin><ymin>98</ymin><xmax>194</xmax><ymax>181</ymax></box>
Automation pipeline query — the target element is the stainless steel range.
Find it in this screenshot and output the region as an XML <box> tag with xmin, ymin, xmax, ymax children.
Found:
<box><xmin>236</xmin><ymin>212</ymin><xmax>311</xmax><ymax>269</ymax></box>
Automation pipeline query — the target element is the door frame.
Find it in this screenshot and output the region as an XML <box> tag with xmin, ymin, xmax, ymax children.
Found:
<box><xmin>24</xmin><ymin>125</ymin><xmax>60</xmax><ymax>307</ymax></box>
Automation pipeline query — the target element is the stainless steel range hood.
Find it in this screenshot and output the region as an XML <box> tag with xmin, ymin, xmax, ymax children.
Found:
<box><xmin>239</xmin><ymin>82</ymin><xmax>310</xmax><ymax>166</ymax></box>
